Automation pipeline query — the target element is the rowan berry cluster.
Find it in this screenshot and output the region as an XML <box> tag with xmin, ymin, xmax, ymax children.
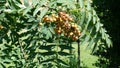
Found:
<box><xmin>43</xmin><ymin>12</ymin><xmax>81</xmax><ymax>41</ymax></box>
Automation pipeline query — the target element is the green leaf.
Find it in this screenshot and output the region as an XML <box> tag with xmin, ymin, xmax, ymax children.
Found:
<box><xmin>58</xmin><ymin>52</ymin><xmax>71</xmax><ymax>56</ymax></box>
<box><xmin>33</xmin><ymin>5</ymin><xmax>41</xmax><ymax>16</ymax></box>
<box><xmin>101</xmin><ymin>28</ymin><xmax>105</xmax><ymax>40</ymax></box>
<box><xmin>57</xmin><ymin>0</ymin><xmax>76</xmax><ymax>9</ymax></box>
<box><xmin>23</xmin><ymin>6</ymin><xmax>32</xmax><ymax>15</ymax></box>
<box><xmin>59</xmin><ymin>45</ymin><xmax>74</xmax><ymax>50</ymax></box>
<box><xmin>57</xmin><ymin>59</ymin><xmax>68</xmax><ymax>66</ymax></box>
<box><xmin>31</xmin><ymin>0</ymin><xmax>38</xmax><ymax>7</ymax></box>
<box><xmin>87</xmin><ymin>39</ymin><xmax>94</xmax><ymax>49</ymax></box>
<box><xmin>27</xmin><ymin>17</ymin><xmax>35</xmax><ymax>22</ymax></box>
<box><xmin>30</xmin><ymin>22</ymin><xmax>38</xmax><ymax>30</ymax></box>
<box><xmin>92</xmin><ymin>10</ymin><xmax>97</xmax><ymax>24</ymax></box>
<box><xmin>40</xmin><ymin>58</ymin><xmax>54</xmax><ymax>64</ymax></box>
<box><xmin>91</xmin><ymin>38</ymin><xmax>100</xmax><ymax>53</ymax></box>
<box><xmin>20</xmin><ymin>34</ymin><xmax>31</xmax><ymax>41</ymax></box>
<box><xmin>8</xmin><ymin>0</ymin><xmax>21</xmax><ymax>9</ymax></box>
<box><xmin>95</xmin><ymin>22</ymin><xmax>100</xmax><ymax>32</ymax></box>
<box><xmin>24</xmin><ymin>0</ymin><xmax>29</xmax><ymax>7</ymax></box>
<box><xmin>80</xmin><ymin>11</ymin><xmax>85</xmax><ymax>25</ymax></box>
<box><xmin>41</xmin><ymin>27</ymin><xmax>52</xmax><ymax>40</ymax></box>
<box><xmin>0</xmin><ymin>0</ymin><xmax>6</xmax><ymax>4</ymax></box>
<box><xmin>79</xmin><ymin>0</ymin><xmax>84</xmax><ymax>8</ymax></box>
<box><xmin>39</xmin><ymin>0</ymin><xmax>48</xmax><ymax>6</ymax></box>
<box><xmin>105</xmin><ymin>34</ymin><xmax>112</xmax><ymax>48</ymax></box>
<box><xmin>81</xmin><ymin>34</ymin><xmax>90</xmax><ymax>46</ymax></box>
<box><xmin>0</xmin><ymin>63</ymin><xmax>5</xmax><ymax>68</ymax></box>
<box><xmin>4</xmin><ymin>44</ymin><xmax>13</xmax><ymax>48</ymax></box>
<box><xmin>39</xmin><ymin>45</ymin><xmax>56</xmax><ymax>50</ymax></box>
<box><xmin>39</xmin><ymin>8</ymin><xmax>48</xmax><ymax>21</ymax></box>
<box><xmin>0</xmin><ymin>13</ymin><xmax>5</xmax><ymax>21</ymax></box>
<box><xmin>46</xmin><ymin>30</ymin><xmax>52</xmax><ymax>40</ymax></box>
<box><xmin>49</xmin><ymin>27</ymin><xmax>55</xmax><ymax>35</ymax></box>
<box><xmin>40</xmin><ymin>51</ymin><xmax>56</xmax><ymax>56</ymax></box>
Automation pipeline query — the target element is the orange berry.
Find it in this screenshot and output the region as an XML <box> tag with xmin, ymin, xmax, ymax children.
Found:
<box><xmin>71</xmin><ymin>23</ymin><xmax>74</xmax><ymax>27</ymax></box>
<box><xmin>72</xmin><ymin>35</ymin><xmax>78</xmax><ymax>41</ymax></box>
<box><xmin>55</xmin><ymin>16</ymin><xmax>59</xmax><ymax>19</ymax></box>
<box><xmin>52</xmin><ymin>17</ymin><xmax>57</xmax><ymax>22</ymax></box>
<box><xmin>45</xmin><ymin>18</ymin><xmax>51</xmax><ymax>22</ymax></box>
<box><xmin>67</xmin><ymin>23</ymin><xmax>71</xmax><ymax>27</ymax></box>
<box><xmin>69</xmin><ymin>32</ymin><xmax>73</xmax><ymax>37</ymax></box>
<box><xmin>52</xmin><ymin>14</ymin><xmax>56</xmax><ymax>17</ymax></box>
<box><xmin>64</xmin><ymin>33</ymin><xmax>68</xmax><ymax>37</ymax></box>
<box><xmin>59</xmin><ymin>17</ymin><xmax>63</xmax><ymax>22</ymax></box>
<box><xmin>0</xmin><ymin>25</ymin><xmax>4</xmax><ymax>30</ymax></box>
<box><xmin>38</xmin><ymin>22</ymin><xmax>43</xmax><ymax>26</ymax></box>
<box><xmin>44</xmin><ymin>15</ymin><xmax>49</xmax><ymax>18</ymax></box>
<box><xmin>71</xmin><ymin>24</ymin><xmax>78</xmax><ymax>29</ymax></box>
<box><xmin>57</xmin><ymin>30</ymin><xmax>62</xmax><ymax>34</ymax></box>
<box><xmin>77</xmin><ymin>31</ymin><xmax>81</xmax><ymax>36</ymax></box>
<box><xmin>58</xmin><ymin>12</ymin><xmax>64</xmax><ymax>16</ymax></box>
<box><xmin>49</xmin><ymin>17</ymin><xmax>53</xmax><ymax>22</ymax></box>
<box><xmin>74</xmin><ymin>24</ymin><xmax>78</xmax><ymax>28</ymax></box>
<box><xmin>65</xmin><ymin>14</ymin><xmax>69</xmax><ymax>17</ymax></box>
<box><xmin>68</xmin><ymin>17</ymin><xmax>73</xmax><ymax>21</ymax></box>
<box><xmin>62</xmin><ymin>16</ymin><xmax>68</xmax><ymax>21</ymax></box>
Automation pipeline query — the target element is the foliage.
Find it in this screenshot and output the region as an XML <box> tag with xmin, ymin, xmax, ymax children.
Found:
<box><xmin>93</xmin><ymin>0</ymin><xmax>120</xmax><ymax>67</ymax></box>
<box><xmin>0</xmin><ymin>0</ymin><xmax>112</xmax><ymax>68</ymax></box>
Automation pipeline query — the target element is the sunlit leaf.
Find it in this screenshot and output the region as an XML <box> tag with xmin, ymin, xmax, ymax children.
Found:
<box><xmin>23</xmin><ymin>6</ymin><xmax>31</xmax><ymax>15</ymax></box>
<box><xmin>57</xmin><ymin>59</ymin><xmax>68</xmax><ymax>66</ymax></box>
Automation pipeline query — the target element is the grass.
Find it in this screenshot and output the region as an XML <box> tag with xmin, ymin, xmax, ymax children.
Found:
<box><xmin>72</xmin><ymin>43</ymin><xmax>99</xmax><ymax>68</ymax></box>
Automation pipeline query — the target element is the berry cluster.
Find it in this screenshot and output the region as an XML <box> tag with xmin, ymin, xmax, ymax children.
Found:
<box><xmin>43</xmin><ymin>12</ymin><xmax>81</xmax><ymax>41</ymax></box>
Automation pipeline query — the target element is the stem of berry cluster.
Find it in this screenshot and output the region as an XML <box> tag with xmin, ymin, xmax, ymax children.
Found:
<box><xmin>77</xmin><ymin>39</ymin><xmax>80</xmax><ymax>68</ymax></box>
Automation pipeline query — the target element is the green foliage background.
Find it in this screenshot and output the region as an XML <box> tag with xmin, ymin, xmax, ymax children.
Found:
<box><xmin>93</xmin><ymin>0</ymin><xmax>120</xmax><ymax>67</ymax></box>
<box><xmin>0</xmin><ymin>0</ymin><xmax>112</xmax><ymax>68</ymax></box>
